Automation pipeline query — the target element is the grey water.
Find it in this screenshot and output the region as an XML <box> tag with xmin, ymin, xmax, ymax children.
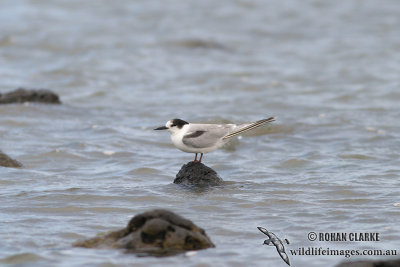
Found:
<box><xmin>1</xmin><ymin>0</ymin><xmax>400</xmax><ymax>266</ymax></box>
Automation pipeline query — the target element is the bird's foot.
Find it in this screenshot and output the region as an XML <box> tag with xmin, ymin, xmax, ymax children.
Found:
<box><xmin>193</xmin><ymin>153</ymin><xmax>203</xmax><ymax>163</ymax></box>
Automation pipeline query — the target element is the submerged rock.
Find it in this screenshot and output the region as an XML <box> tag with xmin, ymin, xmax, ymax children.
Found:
<box><xmin>0</xmin><ymin>88</ymin><xmax>61</xmax><ymax>104</ymax></box>
<box><xmin>74</xmin><ymin>209</ymin><xmax>215</xmax><ymax>256</ymax></box>
<box><xmin>336</xmin><ymin>259</ymin><xmax>400</xmax><ymax>267</ymax></box>
<box><xmin>0</xmin><ymin>151</ymin><xmax>22</xmax><ymax>168</ymax></box>
<box><xmin>174</xmin><ymin>161</ymin><xmax>223</xmax><ymax>186</ymax></box>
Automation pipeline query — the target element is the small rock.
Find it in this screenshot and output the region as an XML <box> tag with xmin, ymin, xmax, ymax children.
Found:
<box><xmin>335</xmin><ymin>259</ymin><xmax>400</xmax><ymax>267</ymax></box>
<box><xmin>0</xmin><ymin>151</ymin><xmax>22</xmax><ymax>168</ymax></box>
<box><xmin>73</xmin><ymin>209</ymin><xmax>215</xmax><ymax>256</ymax></box>
<box><xmin>0</xmin><ymin>88</ymin><xmax>61</xmax><ymax>104</ymax></box>
<box><xmin>174</xmin><ymin>161</ymin><xmax>223</xmax><ymax>186</ymax></box>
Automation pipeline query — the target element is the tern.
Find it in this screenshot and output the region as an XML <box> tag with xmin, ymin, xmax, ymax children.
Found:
<box><xmin>154</xmin><ymin>117</ymin><xmax>275</xmax><ymax>162</ymax></box>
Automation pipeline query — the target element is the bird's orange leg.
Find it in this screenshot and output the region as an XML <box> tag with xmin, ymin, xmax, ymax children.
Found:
<box><xmin>199</xmin><ymin>153</ymin><xmax>203</xmax><ymax>163</ymax></box>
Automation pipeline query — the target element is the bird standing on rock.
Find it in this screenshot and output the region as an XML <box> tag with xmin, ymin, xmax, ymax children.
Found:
<box><xmin>154</xmin><ymin>117</ymin><xmax>275</xmax><ymax>163</ymax></box>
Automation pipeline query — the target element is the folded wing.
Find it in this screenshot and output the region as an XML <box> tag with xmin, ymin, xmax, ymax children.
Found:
<box><xmin>182</xmin><ymin>124</ymin><xmax>235</xmax><ymax>148</ymax></box>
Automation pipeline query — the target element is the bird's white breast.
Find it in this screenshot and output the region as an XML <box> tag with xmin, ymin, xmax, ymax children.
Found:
<box><xmin>170</xmin><ymin>125</ymin><xmax>196</xmax><ymax>153</ymax></box>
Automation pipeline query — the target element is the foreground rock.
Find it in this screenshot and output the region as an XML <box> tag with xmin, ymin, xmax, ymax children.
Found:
<box><xmin>174</xmin><ymin>161</ymin><xmax>223</xmax><ymax>186</ymax></box>
<box><xmin>336</xmin><ymin>259</ymin><xmax>400</xmax><ymax>267</ymax></box>
<box><xmin>74</xmin><ymin>209</ymin><xmax>214</xmax><ymax>256</ymax></box>
<box><xmin>0</xmin><ymin>88</ymin><xmax>61</xmax><ymax>104</ymax></box>
<box><xmin>0</xmin><ymin>151</ymin><xmax>22</xmax><ymax>168</ymax></box>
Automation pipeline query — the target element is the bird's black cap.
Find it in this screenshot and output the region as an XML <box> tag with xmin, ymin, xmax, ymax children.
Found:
<box><xmin>170</xmin><ymin>119</ymin><xmax>189</xmax><ymax>129</ymax></box>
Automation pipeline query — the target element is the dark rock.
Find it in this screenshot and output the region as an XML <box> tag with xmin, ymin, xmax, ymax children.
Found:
<box><xmin>73</xmin><ymin>209</ymin><xmax>215</xmax><ymax>256</ymax></box>
<box><xmin>335</xmin><ymin>259</ymin><xmax>400</xmax><ymax>267</ymax></box>
<box><xmin>0</xmin><ymin>151</ymin><xmax>22</xmax><ymax>168</ymax></box>
<box><xmin>0</xmin><ymin>88</ymin><xmax>61</xmax><ymax>104</ymax></box>
<box><xmin>174</xmin><ymin>161</ymin><xmax>223</xmax><ymax>186</ymax></box>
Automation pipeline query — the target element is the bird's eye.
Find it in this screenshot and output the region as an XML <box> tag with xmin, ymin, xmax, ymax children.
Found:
<box><xmin>170</xmin><ymin>124</ymin><xmax>176</xmax><ymax>127</ymax></box>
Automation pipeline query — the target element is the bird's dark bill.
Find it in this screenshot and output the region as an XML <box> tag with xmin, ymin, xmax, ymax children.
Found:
<box><xmin>154</xmin><ymin>126</ymin><xmax>168</xmax><ymax>130</ymax></box>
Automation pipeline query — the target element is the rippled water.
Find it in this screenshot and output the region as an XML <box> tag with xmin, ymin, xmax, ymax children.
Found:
<box><xmin>1</xmin><ymin>1</ymin><xmax>400</xmax><ymax>266</ymax></box>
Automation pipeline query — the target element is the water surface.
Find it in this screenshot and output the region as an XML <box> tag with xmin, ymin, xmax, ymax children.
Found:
<box><xmin>1</xmin><ymin>1</ymin><xmax>400</xmax><ymax>266</ymax></box>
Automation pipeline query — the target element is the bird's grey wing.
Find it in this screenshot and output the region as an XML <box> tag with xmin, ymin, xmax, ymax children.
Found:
<box><xmin>270</xmin><ymin>234</ymin><xmax>290</xmax><ymax>266</ymax></box>
<box><xmin>257</xmin><ymin>227</ymin><xmax>272</xmax><ymax>238</ymax></box>
<box><xmin>275</xmin><ymin>243</ymin><xmax>290</xmax><ymax>266</ymax></box>
<box><xmin>182</xmin><ymin>124</ymin><xmax>234</xmax><ymax>148</ymax></box>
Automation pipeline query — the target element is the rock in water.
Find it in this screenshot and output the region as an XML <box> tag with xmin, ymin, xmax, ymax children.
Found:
<box><xmin>0</xmin><ymin>88</ymin><xmax>61</xmax><ymax>104</ymax></box>
<box><xmin>74</xmin><ymin>209</ymin><xmax>215</xmax><ymax>256</ymax></box>
<box><xmin>174</xmin><ymin>161</ymin><xmax>223</xmax><ymax>186</ymax></box>
<box><xmin>0</xmin><ymin>151</ymin><xmax>22</xmax><ymax>168</ymax></box>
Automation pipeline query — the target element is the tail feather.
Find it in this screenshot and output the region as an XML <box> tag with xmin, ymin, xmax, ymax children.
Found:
<box><xmin>222</xmin><ymin>117</ymin><xmax>275</xmax><ymax>140</ymax></box>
